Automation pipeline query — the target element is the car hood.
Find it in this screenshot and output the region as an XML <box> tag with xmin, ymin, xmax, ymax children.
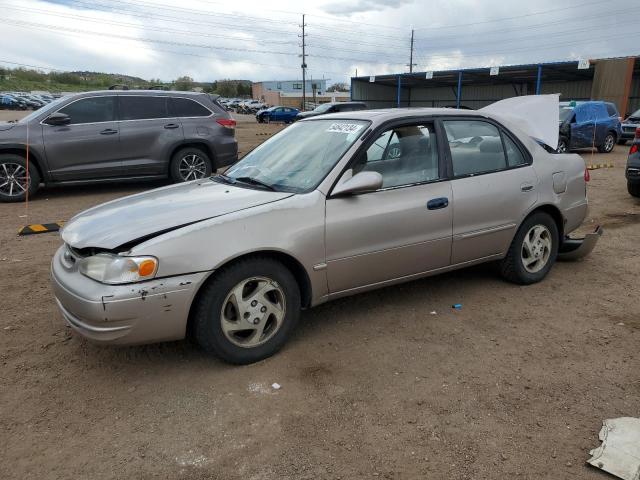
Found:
<box><xmin>61</xmin><ymin>180</ymin><xmax>294</xmax><ymax>250</ymax></box>
<box><xmin>296</xmin><ymin>111</ymin><xmax>320</xmax><ymax>119</ymax></box>
<box><xmin>0</xmin><ymin>122</ymin><xmax>16</xmax><ymax>132</ymax></box>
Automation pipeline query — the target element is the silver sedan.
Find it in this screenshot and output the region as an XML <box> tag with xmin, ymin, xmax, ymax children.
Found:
<box><xmin>51</xmin><ymin>101</ymin><xmax>599</xmax><ymax>364</ymax></box>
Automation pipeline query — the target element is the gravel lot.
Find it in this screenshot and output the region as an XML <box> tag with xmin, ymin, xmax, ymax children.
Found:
<box><xmin>1</xmin><ymin>110</ymin><xmax>638</xmax><ymax>479</ymax></box>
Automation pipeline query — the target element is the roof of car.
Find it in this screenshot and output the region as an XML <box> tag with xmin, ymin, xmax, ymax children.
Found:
<box><xmin>299</xmin><ymin>107</ymin><xmax>485</xmax><ymax>122</ymax></box>
<box><xmin>71</xmin><ymin>90</ymin><xmax>208</xmax><ymax>97</ymax></box>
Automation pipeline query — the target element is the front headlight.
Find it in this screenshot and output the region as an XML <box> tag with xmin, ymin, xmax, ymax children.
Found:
<box><xmin>78</xmin><ymin>254</ymin><xmax>158</xmax><ymax>284</ymax></box>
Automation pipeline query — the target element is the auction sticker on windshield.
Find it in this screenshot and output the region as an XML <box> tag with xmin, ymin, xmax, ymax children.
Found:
<box><xmin>326</xmin><ymin>123</ymin><xmax>364</xmax><ymax>134</ymax></box>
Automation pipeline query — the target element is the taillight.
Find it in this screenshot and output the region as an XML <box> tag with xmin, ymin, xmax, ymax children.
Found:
<box><xmin>584</xmin><ymin>168</ymin><xmax>590</xmax><ymax>182</ymax></box>
<box><xmin>216</xmin><ymin>118</ymin><xmax>236</xmax><ymax>129</ymax></box>
<box><xmin>630</xmin><ymin>143</ymin><xmax>639</xmax><ymax>155</ymax></box>
<box><xmin>635</xmin><ymin>127</ymin><xmax>640</xmax><ymax>139</ymax></box>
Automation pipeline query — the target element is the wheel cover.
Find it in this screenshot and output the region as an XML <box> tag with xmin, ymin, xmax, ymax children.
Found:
<box><xmin>557</xmin><ymin>141</ymin><xmax>567</xmax><ymax>153</ymax></box>
<box><xmin>521</xmin><ymin>225</ymin><xmax>552</xmax><ymax>273</ymax></box>
<box><xmin>178</xmin><ymin>154</ymin><xmax>207</xmax><ymax>181</ymax></box>
<box><xmin>220</xmin><ymin>276</ymin><xmax>286</xmax><ymax>348</ymax></box>
<box><xmin>604</xmin><ymin>135</ymin><xmax>614</xmax><ymax>152</ymax></box>
<box><xmin>0</xmin><ymin>163</ymin><xmax>28</xmax><ymax>197</ymax></box>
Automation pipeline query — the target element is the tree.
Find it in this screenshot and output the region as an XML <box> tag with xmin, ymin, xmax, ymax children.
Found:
<box><xmin>174</xmin><ymin>75</ymin><xmax>194</xmax><ymax>91</ymax></box>
<box><xmin>327</xmin><ymin>82</ymin><xmax>349</xmax><ymax>92</ymax></box>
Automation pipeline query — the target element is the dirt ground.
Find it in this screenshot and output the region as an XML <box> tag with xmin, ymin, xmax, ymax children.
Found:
<box><xmin>1</xmin><ymin>110</ymin><xmax>638</xmax><ymax>480</ymax></box>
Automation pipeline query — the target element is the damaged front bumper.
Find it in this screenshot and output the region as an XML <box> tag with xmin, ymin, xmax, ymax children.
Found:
<box><xmin>50</xmin><ymin>245</ymin><xmax>209</xmax><ymax>345</ymax></box>
<box><xmin>558</xmin><ymin>225</ymin><xmax>603</xmax><ymax>261</ymax></box>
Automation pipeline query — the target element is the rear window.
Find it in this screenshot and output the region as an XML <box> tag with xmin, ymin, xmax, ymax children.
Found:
<box><xmin>119</xmin><ymin>96</ymin><xmax>170</xmax><ymax>120</ymax></box>
<box><xmin>605</xmin><ymin>103</ymin><xmax>618</xmax><ymax>117</ymax></box>
<box><xmin>170</xmin><ymin>97</ymin><xmax>212</xmax><ymax>117</ymax></box>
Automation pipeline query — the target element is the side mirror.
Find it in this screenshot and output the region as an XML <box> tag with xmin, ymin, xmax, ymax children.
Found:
<box><xmin>331</xmin><ymin>170</ymin><xmax>383</xmax><ymax>197</ymax></box>
<box><xmin>44</xmin><ymin>112</ymin><xmax>70</xmax><ymax>126</ymax></box>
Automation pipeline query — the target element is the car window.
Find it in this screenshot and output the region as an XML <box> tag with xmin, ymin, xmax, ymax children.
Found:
<box><xmin>58</xmin><ymin>96</ymin><xmax>116</xmax><ymax>124</ymax></box>
<box><xmin>444</xmin><ymin>120</ymin><xmax>507</xmax><ymax>176</ymax></box>
<box><xmin>353</xmin><ymin>123</ymin><xmax>440</xmax><ymax>188</ymax></box>
<box><xmin>605</xmin><ymin>103</ymin><xmax>618</xmax><ymax>117</ymax></box>
<box><xmin>119</xmin><ymin>96</ymin><xmax>170</xmax><ymax>120</ymax></box>
<box><xmin>170</xmin><ymin>97</ymin><xmax>211</xmax><ymax>117</ymax></box>
<box><xmin>504</xmin><ymin>135</ymin><xmax>526</xmax><ymax>167</ymax></box>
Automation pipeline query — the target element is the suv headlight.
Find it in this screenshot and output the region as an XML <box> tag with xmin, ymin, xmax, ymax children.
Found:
<box><xmin>78</xmin><ymin>254</ymin><xmax>158</xmax><ymax>284</ymax></box>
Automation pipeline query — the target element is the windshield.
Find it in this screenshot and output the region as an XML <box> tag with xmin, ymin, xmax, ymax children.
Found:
<box><xmin>223</xmin><ymin>119</ymin><xmax>369</xmax><ymax>193</ymax></box>
<box><xmin>559</xmin><ymin>107</ymin><xmax>574</xmax><ymax>122</ymax></box>
<box><xmin>313</xmin><ymin>103</ymin><xmax>333</xmax><ymax>113</ymax></box>
<box><xmin>629</xmin><ymin>109</ymin><xmax>640</xmax><ymax>118</ymax></box>
<box><xmin>18</xmin><ymin>96</ymin><xmax>67</xmax><ymax>124</ymax></box>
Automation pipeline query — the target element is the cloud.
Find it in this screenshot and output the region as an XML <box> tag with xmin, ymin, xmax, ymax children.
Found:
<box><xmin>324</xmin><ymin>0</ymin><xmax>414</xmax><ymax>15</ymax></box>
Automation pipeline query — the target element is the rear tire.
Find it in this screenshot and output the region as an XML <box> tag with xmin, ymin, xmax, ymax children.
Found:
<box><xmin>0</xmin><ymin>154</ymin><xmax>40</xmax><ymax>203</ymax></box>
<box><xmin>192</xmin><ymin>257</ymin><xmax>301</xmax><ymax>364</ymax></box>
<box><xmin>500</xmin><ymin>212</ymin><xmax>559</xmax><ymax>285</ymax></box>
<box><xmin>169</xmin><ymin>147</ymin><xmax>213</xmax><ymax>183</ymax></box>
<box><xmin>628</xmin><ymin>181</ymin><xmax>640</xmax><ymax>198</ymax></box>
<box><xmin>598</xmin><ymin>133</ymin><xmax>616</xmax><ymax>153</ymax></box>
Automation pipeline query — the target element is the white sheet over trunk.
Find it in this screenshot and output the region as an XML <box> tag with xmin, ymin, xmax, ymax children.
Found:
<box><xmin>480</xmin><ymin>94</ymin><xmax>560</xmax><ymax>149</ymax></box>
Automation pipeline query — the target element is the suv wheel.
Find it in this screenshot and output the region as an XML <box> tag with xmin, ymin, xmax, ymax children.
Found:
<box><xmin>170</xmin><ymin>147</ymin><xmax>213</xmax><ymax>183</ymax></box>
<box><xmin>192</xmin><ymin>257</ymin><xmax>301</xmax><ymax>364</ymax></box>
<box><xmin>628</xmin><ymin>181</ymin><xmax>640</xmax><ymax>198</ymax></box>
<box><xmin>500</xmin><ymin>212</ymin><xmax>559</xmax><ymax>285</ymax></box>
<box><xmin>0</xmin><ymin>154</ymin><xmax>40</xmax><ymax>203</ymax></box>
<box><xmin>598</xmin><ymin>133</ymin><xmax>616</xmax><ymax>153</ymax></box>
<box><xmin>557</xmin><ymin>137</ymin><xmax>569</xmax><ymax>153</ymax></box>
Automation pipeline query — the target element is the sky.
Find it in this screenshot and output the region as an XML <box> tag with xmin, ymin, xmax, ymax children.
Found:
<box><xmin>0</xmin><ymin>0</ymin><xmax>638</xmax><ymax>85</ymax></box>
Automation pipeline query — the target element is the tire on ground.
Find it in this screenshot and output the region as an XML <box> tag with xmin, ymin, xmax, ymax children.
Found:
<box><xmin>500</xmin><ymin>211</ymin><xmax>559</xmax><ymax>285</ymax></box>
<box><xmin>0</xmin><ymin>154</ymin><xmax>40</xmax><ymax>203</ymax></box>
<box><xmin>169</xmin><ymin>147</ymin><xmax>213</xmax><ymax>183</ymax></box>
<box><xmin>192</xmin><ymin>256</ymin><xmax>301</xmax><ymax>364</ymax></box>
<box><xmin>628</xmin><ymin>181</ymin><xmax>640</xmax><ymax>198</ymax></box>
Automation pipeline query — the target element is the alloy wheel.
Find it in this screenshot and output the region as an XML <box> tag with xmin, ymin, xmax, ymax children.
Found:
<box><xmin>604</xmin><ymin>134</ymin><xmax>615</xmax><ymax>152</ymax></box>
<box><xmin>220</xmin><ymin>276</ymin><xmax>286</xmax><ymax>348</ymax></box>
<box><xmin>521</xmin><ymin>225</ymin><xmax>552</xmax><ymax>273</ymax></box>
<box><xmin>0</xmin><ymin>163</ymin><xmax>28</xmax><ymax>197</ymax></box>
<box><xmin>178</xmin><ymin>154</ymin><xmax>207</xmax><ymax>181</ymax></box>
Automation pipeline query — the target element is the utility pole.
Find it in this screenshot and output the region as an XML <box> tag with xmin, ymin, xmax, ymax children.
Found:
<box><xmin>407</xmin><ymin>28</ymin><xmax>416</xmax><ymax>73</ymax></box>
<box><xmin>299</xmin><ymin>14</ymin><xmax>308</xmax><ymax>111</ymax></box>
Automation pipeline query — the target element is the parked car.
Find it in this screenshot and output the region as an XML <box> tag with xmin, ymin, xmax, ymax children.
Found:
<box><xmin>295</xmin><ymin>101</ymin><xmax>367</xmax><ymax>120</ymax></box>
<box><xmin>557</xmin><ymin>101</ymin><xmax>622</xmax><ymax>153</ymax></box>
<box><xmin>52</xmin><ymin>96</ymin><xmax>599</xmax><ymax>364</ymax></box>
<box><xmin>626</xmin><ymin>127</ymin><xmax>640</xmax><ymax>197</ymax></box>
<box><xmin>256</xmin><ymin>106</ymin><xmax>299</xmax><ymax>123</ymax></box>
<box><xmin>0</xmin><ymin>90</ymin><xmax>238</xmax><ymax>202</ymax></box>
<box><xmin>619</xmin><ymin>108</ymin><xmax>640</xmax><ymax>145</ymax></box>
<box><xmin>0</xmin><ymin>95</ymin><xmax>27</xmax><ymax>110</ymax></box>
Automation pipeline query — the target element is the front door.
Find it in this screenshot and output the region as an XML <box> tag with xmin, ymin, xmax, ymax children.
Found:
<box><xmin>442</xmin><ymin>119</ymin><xmax>538</xmax><ymax>264</ymax></box>
<box><xmin>43</xmin><ymin>96</ymin><xmax>122</xmax><ymax>181</ymax></box>
<box><xmin>325</xmin><ymin>122</ymin><xmax>453</xmax><ymax>294</ymax></box>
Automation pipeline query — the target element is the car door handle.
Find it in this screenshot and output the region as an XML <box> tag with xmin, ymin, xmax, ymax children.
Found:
<box><xmin>100</xmin><ymin>128</ymin><xmax>118</xmax><ymax>135</ymax></box>
<box><xmin>164</xmin><ymin>123</ymin><xmax>180</xmax><ymax>129</ymax></box>
<box><xmin>427</xmin><ymin>197</ymin><xmax>449</xmax><ymax>210</ymax></box>
<box><xmin>521</xmin><ymin>183</ymin><xmax>534</xmax><ymax>192</ymax></box>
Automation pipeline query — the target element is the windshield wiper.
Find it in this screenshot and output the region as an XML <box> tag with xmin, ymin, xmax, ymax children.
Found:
<box><xmin>233</xmin><ymin>176</ymin><xmax>276</xmax><ymax>191</ymax></box>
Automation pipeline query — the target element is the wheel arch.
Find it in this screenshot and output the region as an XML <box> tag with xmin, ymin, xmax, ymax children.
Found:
<box><xmin>520</xmin><ymin>204</ymin><xmax>565</xmax><ymax>240</ymax></box>
<box><xmin>0</xmin><ymin>146</ymin><xmax>46</xmax><ymax>182</ymax></box>
<box><xmin>168</xmin><ymin>142</ymin><xmax>217</xmax><ymax>173</ymax></box>
<box><xmin>185</xmin><ymin>249</ymin><xmax>313</xmax><ymax>338</ymax></box>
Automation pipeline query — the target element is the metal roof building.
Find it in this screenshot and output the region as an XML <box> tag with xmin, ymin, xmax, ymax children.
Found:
<box><xmin>351</xmin><ymin>56</ymin><xmax>639</xmax><ymax>116</ymax></box>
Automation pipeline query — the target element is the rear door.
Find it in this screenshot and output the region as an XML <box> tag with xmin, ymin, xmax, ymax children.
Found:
<box><xmin>43</xmin><ymin>95</ymin><xmax>122</xmax><ymax>181</ymax></box>
<box><xmin>442</xmin><ymin>118</ymin><xmax>538</xmax><ymax>264</ymax></box>
<box><xmin>117</xmin><ymin>95</ymin><xmax>183</xmax><ymax>175</ymax></box>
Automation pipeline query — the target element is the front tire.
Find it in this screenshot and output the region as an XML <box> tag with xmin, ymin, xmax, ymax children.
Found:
<box><xmin>0</xmin><ymin>154</ymin><xmax>40</xmax><ymax>202</ymax></box>
<box><xmin>500</xmin><ymin>212</ymin><xmax>559</xmax><ymax>285</ymax></box>
<box><xmin>169</xmin><ymin>147</ymin><xmax>213</xmax><ymax>183</ymax></box>
<box><xmin>192</xmin><ymin>257</ymin><xmax>301</xmax><ymax>364</ymax></box>
<box><xmin>598</xmin><ymin>133</ymin><xmax>616</xmax><ymax>153</ymax></box>
<box><xmin>628</xmin><ymin>181</ymin><xmax>640</xmax><ymax>198</ymax></box>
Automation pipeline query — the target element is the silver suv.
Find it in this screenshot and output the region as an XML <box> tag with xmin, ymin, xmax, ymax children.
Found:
<box><xmin>0</xmin><ymin>90</ymin><xmax>238</xmax><ymax>202</ymax></box>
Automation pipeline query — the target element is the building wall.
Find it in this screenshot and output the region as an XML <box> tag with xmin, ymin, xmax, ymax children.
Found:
<box><xmin>252</xmin><ymin>79</ymin><xmax>327</xmax><ymax>99</ymax></box>
<box><xmin>591</xmin><ymin>58</ymin><xmax>634</xmax><ymax>115</ymax></box>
